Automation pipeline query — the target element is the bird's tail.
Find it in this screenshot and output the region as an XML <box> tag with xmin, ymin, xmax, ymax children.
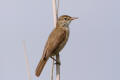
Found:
<box><xmin>35</xmin><ymin>57</ymin><xmax>48</xmax><ymax>77</ymax></box>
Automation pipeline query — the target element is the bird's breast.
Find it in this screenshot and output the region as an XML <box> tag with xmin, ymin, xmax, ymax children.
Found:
<box><xmin>51</xmin><ymin>27</ymin><xmax>69</xmax><ymax>56</ymax></box>
<box><xmin>57</xmin><ymin>27</ymin><xmax>69</xmax><ymax>53</ymax></box>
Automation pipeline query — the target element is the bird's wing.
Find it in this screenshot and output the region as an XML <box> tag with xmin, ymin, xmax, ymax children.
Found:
<box><xmin>42</xmin><ymin>28</ymin><xmax>66</xmax><ymax>59</ymax></box>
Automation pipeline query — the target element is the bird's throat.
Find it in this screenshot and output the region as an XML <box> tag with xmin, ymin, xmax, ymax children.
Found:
<box><xmin>56</xmin><ymin>22</ymin><xmax>69</xmax><ymax>28</ymax></box>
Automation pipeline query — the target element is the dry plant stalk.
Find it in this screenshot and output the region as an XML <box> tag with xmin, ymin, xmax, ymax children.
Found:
<box><xmin>52</xmin><ymin>0</ymin><xmax>60</xmax><ymax>80</ymax></box>
<box><xmin>52</xmin><ymin>0</ymin><xmax>57</xmax><ymax>26</ymax></box>
<box><xmin>56</xmin><ymin>54</ymin><xmax>60</xmax><ymax>80</ymax></box>
<box><xmin>23</xmin><ymin>40</ymin><xmax>32</xmax><ymax>80</ymax></box>
<box><xmin>51</xmin><ymin>57</ymin><xmax>55</xmax><ymax>80</ymax></box>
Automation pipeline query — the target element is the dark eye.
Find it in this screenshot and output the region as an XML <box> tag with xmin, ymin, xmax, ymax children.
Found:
<box><xmin>64</xmin><ymin>17</ymin><xmax>67</xmax><ymax>20</ymax></box>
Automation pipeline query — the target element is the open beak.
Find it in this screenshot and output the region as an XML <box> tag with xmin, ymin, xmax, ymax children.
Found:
<box><xmin>71</xmin><ymin>17</ymin><xmax>78</xmax><ymax>20</ymax></box>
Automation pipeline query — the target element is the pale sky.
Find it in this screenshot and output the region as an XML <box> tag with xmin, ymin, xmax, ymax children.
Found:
<box><xmin>0</xmin><ymin>0</ymin><xmax>120</xmax><ymax>80</ymax></box>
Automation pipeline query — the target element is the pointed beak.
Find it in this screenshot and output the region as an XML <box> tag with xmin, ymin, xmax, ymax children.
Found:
<box><xmin>71</xmin><ymin>17</ymin><xmax>78</xmax><ymax>20</ymax></box>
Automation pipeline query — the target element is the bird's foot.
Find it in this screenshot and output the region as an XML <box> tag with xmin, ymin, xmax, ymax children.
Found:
<box><xmin>55</xmin><ymin>61</ymin><xmax>61</xmax><ymax>65</ymax></box>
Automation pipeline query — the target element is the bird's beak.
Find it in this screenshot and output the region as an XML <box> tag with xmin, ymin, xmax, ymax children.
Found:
<box><xmin>71</xmin><ymin>17</ymin><xmax>78</xmax><ymax>20</ymax></box>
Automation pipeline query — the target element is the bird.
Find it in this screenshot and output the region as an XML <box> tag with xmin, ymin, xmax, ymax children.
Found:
<box><xmin>35</xmin><ymin>15</ymin><xmax>78</xmax><ymax>77</ymax></box>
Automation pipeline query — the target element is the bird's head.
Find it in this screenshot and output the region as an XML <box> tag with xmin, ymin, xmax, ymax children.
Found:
<box><xmin>57</xmin><ymin>15</ymin><xmax>78</xmax><ymax>27</ymax></box>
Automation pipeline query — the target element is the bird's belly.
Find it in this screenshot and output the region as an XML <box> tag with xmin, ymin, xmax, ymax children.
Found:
<box><xmin>51</xmin><ymin>29</ymin><xmax>69</xmax><ymax>56</ymax></box>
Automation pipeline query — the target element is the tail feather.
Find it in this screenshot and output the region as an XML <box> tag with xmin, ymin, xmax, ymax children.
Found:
<box><xmin>35</xmin><ymin>57</ymin><xmax>48</xmax><ymax>77</ymax></box>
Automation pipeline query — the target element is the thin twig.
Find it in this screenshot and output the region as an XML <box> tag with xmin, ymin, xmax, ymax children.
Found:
<box><xmin>56</xmin><ymin>0</ymin><xmax>60</xmax><ymax>80</ymax></box>
<box><xmin>52</xmin><ymin>0</ymin><xmax>60</xmax><ymax>80</ymax></box>
<box><xmin>56</xmin><ymin>54</ymin><xmax>60</xmax><ymax>80</ymax></box>
<box><xmin>51</xmin><ymin>57</ymin><xmax>55</xmax><ymax>80</ymax></box>
<box><xmin>56</xmin><ymin>0</ymin><xmax>60</xmax><ymax>18</ymax></box>
<box><xmin>23</xmin><ymin>40</ymin><xmax>32</xmax><ymax>80</ymax></box>
<box><xmin>52</xmin><ymin>0</ymin><xmax>57</xmax><ymax>27</ymax></box>
<box><xmin>51</xmin><ymin>0</ymin><xmax>57</xmax><ymax>80</ymax></box>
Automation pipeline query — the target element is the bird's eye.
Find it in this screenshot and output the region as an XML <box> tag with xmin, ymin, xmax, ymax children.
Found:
<box><xmin>64</xmin><ymin>17</ymin><xmax>67</xmax><ymax>20</ymax></box>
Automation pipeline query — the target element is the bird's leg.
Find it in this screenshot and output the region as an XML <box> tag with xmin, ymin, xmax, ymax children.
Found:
<box><xmin>50</xmin><ymin>56</ymin><xmax>61</xmax><ymax>65</ymax></box>
<box><xmin>55</xmin><ymin>55</ymin><xmax>61</xmax><ymax>65</ymax></box>
<box><xmin>50</xmin><ymin>56</ymin><xmax>56</xmax><ymax>61</ymax></box>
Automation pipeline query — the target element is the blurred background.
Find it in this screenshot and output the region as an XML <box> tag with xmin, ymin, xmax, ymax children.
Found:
<box><xmin>0</xmin><ymin>0</ymin><xmax>120</xmax><ymax>80</ymax></box>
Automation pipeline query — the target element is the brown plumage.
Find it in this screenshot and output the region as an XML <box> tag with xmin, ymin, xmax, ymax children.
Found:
<box><xmin>35</xmin><ymin>15</ymin><xmax>78</xmax><ymax>77</ymax></box>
